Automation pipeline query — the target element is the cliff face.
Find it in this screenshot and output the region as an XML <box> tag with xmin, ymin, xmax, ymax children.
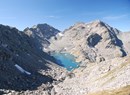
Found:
<box><xmin>117</xmin><ymin>31</ymin><xmax>130</xmax><ymax>54</ymax></box>
<box><xmin>24</xmin><ymin>24</ymin><xmax>60</xmax><ymax>51</ymax></box>
<box><xmin>49</xmin><ymin>20</ymin><xmax>127</xmax><ymax>63</ymax></box>
<box><xmin>0</xmin><ymin>20</ymin><xmax>130</xmax><ymax>95</ymax></box>
<box><xmin>0</xmin><ymin>24</ymin><xmax>67</xmax><ymax>94</ymax></box>
<box><xmin>47</xmin><ymin>20</ymin><xmax>130</xmax><ymax>95</ymax></box>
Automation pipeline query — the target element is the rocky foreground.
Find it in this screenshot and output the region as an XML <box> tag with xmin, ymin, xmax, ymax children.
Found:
<box><xmin>0</xmin><ymin>20</ymin><xmax>130</xmax><ymax>95</ymax></box>
<box><xmin>53</xmin><ymin>55</ymin><xmax>130</xmax><ymax>95</ymax></box>
<box><xmin>48</xmin><ymin>20</ymin><xmax>130</xmax><ymax>95</ymax></box>
<box><xmin>0</xmin><ymin>24</ymin><xmax>68</xmax><ymax>95</ymax></box>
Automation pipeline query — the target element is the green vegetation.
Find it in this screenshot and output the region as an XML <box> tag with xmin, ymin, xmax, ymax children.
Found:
<box><xmin>96</xmin><ymin>58</ymin><xmax>130</xmax><ymax>86</ymax></box>
<box><xmin>87</xmin><ymin>85</ymin><xmax>130</xmax><ymax>95</ymax></box>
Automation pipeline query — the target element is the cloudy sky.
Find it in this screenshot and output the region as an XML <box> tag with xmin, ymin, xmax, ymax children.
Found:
<box><xmin>0</xmin><ymin>0</ymin><xmax>129</xmax><ymax>31</ymax></box>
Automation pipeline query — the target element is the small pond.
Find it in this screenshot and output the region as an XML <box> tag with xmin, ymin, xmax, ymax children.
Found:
<box><xmin>51</xmin><ymin>52</ymin><xmax>79</xmax><ymax>71</ymax></box>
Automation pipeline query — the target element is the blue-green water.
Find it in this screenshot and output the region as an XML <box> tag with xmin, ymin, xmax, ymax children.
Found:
<box><xmin>52</xmin><ymin>53</ymin><xmax>79</xmax><ymax>71</ymax></box>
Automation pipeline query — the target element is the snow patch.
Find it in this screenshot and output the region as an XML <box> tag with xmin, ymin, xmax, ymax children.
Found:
<box><xmin>64</xmin><ymin>47</ymin><xmax>68</xmax><ymax>50</ymax></box>
<box><xmin>58</xmin><ymin>33</ymin><xmax>63</xmax><ymax>37</ymax></box>
<box><xmin>15</xmin><ymin>64</ymin><xmax>31</xmax><ymax>75</ymax></box>
<box><xmin>43</xmin><ymin>47</ymin><xmax>47</xmax><ymax>51</ymax></box>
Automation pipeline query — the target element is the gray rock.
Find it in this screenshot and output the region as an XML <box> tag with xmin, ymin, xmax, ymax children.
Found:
<box><xmin>24</xmin><ymin>24</ymin><xmax>60</xmax><ymax>52</ymax></box>
<box><xmin>49</xmin><ymin>20</ymin><xmax>128</xmax><ymax>63</ymax></box>
<box><xmin>0</xmin><ymin>24</ymin><xmax>67</xmax><ymax>94</ymax></box>
<box><xmin>87</xmin><ymin>33</ymin><xmax>102</xmax><ymax>47</ymax></box>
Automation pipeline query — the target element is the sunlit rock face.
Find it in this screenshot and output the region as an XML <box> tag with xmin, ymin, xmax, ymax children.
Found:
<box><xmin>0</xmin><ymin>20</ymin><xmax>130</xmax><ymax>95</ymax></box>
<box><xmin>49</xmin><ymin>20</ymin><xmax>127</xmax><ymax>63</ymax></box>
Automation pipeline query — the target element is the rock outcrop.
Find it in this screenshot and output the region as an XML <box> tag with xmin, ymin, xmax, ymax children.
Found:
<box><xmin>24</xmin><ymin>24</ymin><xmax>60</xmax><ymax>52</ymax></box>
<box><xmin>0</xmin><ymin>20</ymin><xmax>130</xmax><ymax>95</ymax></box>
<box><xmin>47</xmin><ymin>20</ymin><xmax>130</xmax><ymax>95</ymax></box>
<box><xmin>53</xmin><ymin>55</ymin><xmax>130</xmax><ymax>95</ymax></box>
<box><xmin>49</xmin><ymin>20</ymin><xmax>127</xmax><ymax>63</ymax></box>
<box><xmin>0</xmin><ymin>24</ymin><xmax>67</xmax><ymax>95</ymax></box>
<box><xmin>117</xmin><ymin>31</ymin><xmax>130</xmax><ymax>55</ymax></box>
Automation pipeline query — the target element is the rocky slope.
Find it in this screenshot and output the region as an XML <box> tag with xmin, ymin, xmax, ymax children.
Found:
<box><xmin>117</xmin><ymin>31</ymin><xmax>130</xmax><ymax>54</ymax></box>
<box><xmin>49</xmin><ymin>20</ymin><xmax>127</xmax><ymax>63</ymax></box>
<box><xmin>48</xmin><ymin>20</ymin><xmax>130</xmax><ymax>95</ymax></box>
<box><xmin>87</xmin><ymin>85</ymin><xmax>130</xmax><ymax>95</ymax></box>
<box><xmin>24</xmin><ymin>24</ymin><xmax>60</xmax><ymax>52</ymax></box>
<box><xmin>0</xmin><ymin>20</ymin><xmax>130</xmax><ymax>95</ymax></box>
<box><xmin>53</xmin><ymin>55</ymin><xmax>130</xmax><ymax>95</ymax></box>
<box><xmin>0</xmin><ymin>24</ymin><xmax>67</xmax><ymax>95</ymax></box>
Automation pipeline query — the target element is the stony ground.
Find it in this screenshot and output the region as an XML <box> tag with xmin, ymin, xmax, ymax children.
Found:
<box><xmin>53</xmin><ymin>55</ymin><xmax>130</xmax><ymax>95</ymax></box>
<box><xmin>87</xmin><ymin>85</ymin><xmax>130</xmax><ymax>95</ymax></box>
<box><xmin>0</xmin><ymin>24</ymin><xmax>67</xmax><ymax>95</ymax></box>
<box><xmin>0</xmin><ymin>21</ymin><xmax>130</xmax><ymax>95</ymax></box>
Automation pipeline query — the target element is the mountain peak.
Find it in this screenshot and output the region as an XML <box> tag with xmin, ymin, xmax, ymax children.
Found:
<box><xmin>32</xmin><ymin>23</ymin><xmax>52</xmax><ymax>29</ymax></box>
<box><xmin>74</xmin><ymin>22</ymin><xmax>85</xmax><ymax>25</ymax></box>
<box><xmin>24</xmin><ymin>23</ymin><xmax>60</xmax><ymax>50</ymax></box>
<box><xmin>24</xmin><ymin>23</ymin><xmax>60</xmax><ymax>35</ymax></box>
<box><xmin>90</xmin><ymin>20</ymin><xmax>106</xmax><ymax>26</ymax></box>
<box><xmin>93</xmin><ymin>19</ymin><xmax>102</xmax><ymax>23</ymax></box>
<box><xmin>49</xmin><ymin>20</ymin><xmax>127</xmax><ymax>63</ymax></box>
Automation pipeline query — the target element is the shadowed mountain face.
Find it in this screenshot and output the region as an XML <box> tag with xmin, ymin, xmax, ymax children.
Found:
<box><xmin>87</xmin><ymin>33</ymin><xmax>102</xmax><ymax>47</ymax></box>
<box><xmin>0</xmin><ymin>21</ymin><xmax>130</xmax><ymax>95</ymax></box>
<box><xmin>24</xmin><ymin>24</ymin><xmax>60</xmax><ymax>51</ymax></box>
<box><xmin>0</xmin><ymin>24</ymin><xmax>64</xmax><ymax>91</ymax></box>
<box><xmin>117</xmin><ymin>31</ymin><xmax>130</xmax><ymax>55</ymax></box>
<box><xmin>49</xmin><ymin>20</ymin><xmax>128</xmax><ymax>63</ymax></box>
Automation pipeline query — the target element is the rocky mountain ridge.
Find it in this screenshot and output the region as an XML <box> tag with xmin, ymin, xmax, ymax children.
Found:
<box><xmin>49</xmin><ymin>20</ymin><xmax>128</xmax><ymax>63</ymax></box>
<box><xmin>0</xmin><ymin>24</ymin><xmax>67</xmax><ymax>95</ymax></box>
<box><xmin>0</xmin><ymin>20</ymin><xmax>130</xmax><ymax>95</ymax></box>
<box><xmin>47</xmin><ymin>20</ymin><xmax>130</xmax><ymax>95</ymax></box>
<box><xmin>53</xmin><ymin>55</ymin><xmax>130</xmax><ymax>95</ymax></box>
<box><xmin>24</xmin><ymin>24</ymin><xmax>60</xmax><ymax>51</ymax></box>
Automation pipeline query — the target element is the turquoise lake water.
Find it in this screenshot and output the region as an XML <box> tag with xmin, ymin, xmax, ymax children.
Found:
<box><xmin>52</xmin><ymin>53</ymin><xmax>79</xmax><ymax>71</ymax></box>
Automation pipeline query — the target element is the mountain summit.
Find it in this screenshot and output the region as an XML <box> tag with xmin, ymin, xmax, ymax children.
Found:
<box><xmin>49</xmin><ymin>20</ymin><xmax>127</xmax><ymax>63</ymax></box>
<box><xmin>0</xmin><ymin>20</ymin><xmax>130</xmax><ymax>95</ymax></box>
<box><xmin>48</xmin><ymin>20</ymin><xmax>130</xmax><ymax>95</ymax></box>
<box><xmin>0</xmin><ymin>24</ymin><xmax>66</xmax><ymax>94</ymax></box>
<box><xmin>24</xmin><ymin>24</ymin><xmax>60</xmax><ymax>51</ymax></box>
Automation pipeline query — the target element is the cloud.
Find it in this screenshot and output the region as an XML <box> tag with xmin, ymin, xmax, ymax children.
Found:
<box><xmin>103</xmin><ymin>14</ymin><xmax>128</xmax><ymax>20</ymax></box>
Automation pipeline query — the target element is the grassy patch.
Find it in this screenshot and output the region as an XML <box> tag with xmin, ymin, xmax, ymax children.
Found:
<box><xmin>87</xmin><ymin>85</ymin><xmax>130</xmax><ymax>95</ymax></box>
<box><xmin>96</xmin><ymin>58</ymin><xmax>130</xmax><ymax>85</ymax></box>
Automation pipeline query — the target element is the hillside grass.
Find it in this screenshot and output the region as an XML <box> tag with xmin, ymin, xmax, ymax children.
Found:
<box><xmin>87</xmin><ymin>85</ymin><xmax>130</xmax><ymax>95</ymax></box>
<box><xmin>96</xmin><ymin>58</ymin><xmax>130</xmax><ymax>86</ymax></box>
